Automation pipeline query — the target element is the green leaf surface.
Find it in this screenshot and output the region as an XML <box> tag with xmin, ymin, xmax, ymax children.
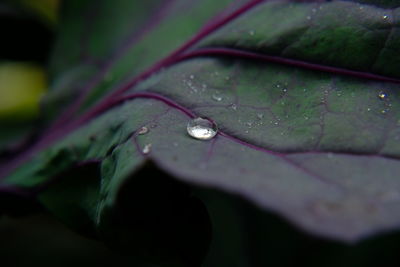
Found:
<box><xmin>2</xmin><ymin>0</ymin><xmax>400</xmax><ymax>264</ymax></box>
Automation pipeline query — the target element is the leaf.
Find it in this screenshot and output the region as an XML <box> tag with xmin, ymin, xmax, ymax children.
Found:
<box><xmin>2</xmin><ymin>0</ymin><xmax>400</xmax><ymax>263</ymax></box>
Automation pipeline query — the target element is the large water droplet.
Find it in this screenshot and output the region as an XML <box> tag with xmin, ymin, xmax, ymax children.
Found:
<box><xmin>187</xmin><ymin>117</ymin><xmax>218</xmax><ymax>141</ymax></box>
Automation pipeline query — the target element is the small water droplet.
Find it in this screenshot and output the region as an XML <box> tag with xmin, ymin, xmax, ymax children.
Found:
<box><xmin>142</xmin><ymin>144</ymin><xmax>152</xmax><ymax>154</ymax></box>
<box><xmin>283</xmin><ymin>88</ymin><xmax>288</xmax><ymax>93</ymax></box>
<box><xmin>187</xmin><ymin>117</ymin><xmax>218</xmax><ymax>141</ymax></box>
<box><xmin>367</xmin><ymin>107</ymin><xmax>371</xmax><ymax>111</ymax></box>
<box><xmin>137</xmin><ymin>126</ymin><xmax>149</xmax><ymax>135</ymax></box>
<box><xmin>212</xmin><ymin>92</ymin><xmax>223</xmax><ymax>102</ymax></box>
<box><xmin>378</xmin><ymin>91</ymin><xmax>388</xmax><ymax>100</ymax></box>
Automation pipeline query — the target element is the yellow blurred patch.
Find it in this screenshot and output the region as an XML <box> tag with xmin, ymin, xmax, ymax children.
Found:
<box><xmin>0</xmin><ymin>63</ymin><xmax>47</xmax><ymax>121</ymax></box>
<box><xmin>19</xmin><ymin>0</ymin><xmax>60</xmax><ymax>26</ymax></box>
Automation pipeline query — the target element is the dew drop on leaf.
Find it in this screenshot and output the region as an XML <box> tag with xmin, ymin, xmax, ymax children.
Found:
<box><xmin>137</xmin><ymin>126</ymin><xmax>149</xmax><ymax>135</ymax></box>
<box><xmin>378</xmin><ymin>91</ymin><xmax>388</xmax><ymax>100</ymax></box>
<box><xmin>187</xmin><ymin>117</ymin><xmax>218</xmax><ymax>141</ymax></box>
<box><xmin>212</xmin><ymin>93</ymin><xmax>223</xmax><ymax>102</ymax></box>
<box><xmin>142</xmin><ymin>144</ymin><xmax>152</xmax><ymax>154</ymax></box>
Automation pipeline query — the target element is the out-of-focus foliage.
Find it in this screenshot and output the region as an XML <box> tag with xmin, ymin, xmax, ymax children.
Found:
<box><xmin>0</xmin><ymin>63</ymin><xmax>46</xmax><ymax>121</ymax></box>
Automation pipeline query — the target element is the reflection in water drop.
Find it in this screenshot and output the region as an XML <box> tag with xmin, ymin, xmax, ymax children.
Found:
<box><xmin>187</xmin><ymin>117</ymin><xmax>218</xmax><ymax>141</ymax></box>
